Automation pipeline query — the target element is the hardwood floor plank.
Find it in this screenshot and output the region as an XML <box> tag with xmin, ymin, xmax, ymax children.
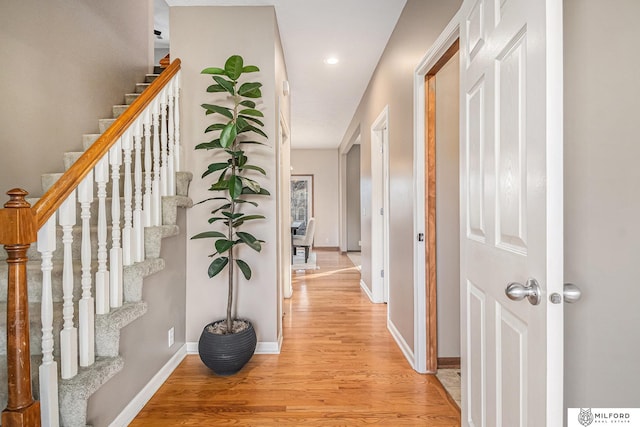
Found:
<box><xmin>131</xmin><ymin>250</ymin><xmax>460</xmax><ymax>426</ymax></box>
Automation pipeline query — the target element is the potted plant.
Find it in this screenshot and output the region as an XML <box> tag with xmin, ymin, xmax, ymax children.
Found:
<box><xmin>191</xmin><ymin>54</ymin><xmax>269</xmax><ymax>376</ymax></box>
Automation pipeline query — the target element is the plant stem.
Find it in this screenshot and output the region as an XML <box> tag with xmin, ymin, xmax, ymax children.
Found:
<box><xmin>226</xmin><ymin>85</ymin><xmax>240</xmax><ymax>333</ymax></box>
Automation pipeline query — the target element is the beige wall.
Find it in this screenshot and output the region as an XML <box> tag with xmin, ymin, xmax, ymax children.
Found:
<box><xmin>564</xmin><ymin>0</ymin><xmax>640</xmax><ymax>408</ymax></box>
<box><xmin>290</xmin><ymin>149</ymin><xmax>340</xmax><ymax>248</ymax></box>
<box><xmin>0</xmin><ymin>0</ymin><xmax>152</xmax><ymax>197</ymax></box>
<box><xmin>172</xmin><ymin>6</ymin><xmax>285</xmax><ymax>346</ymax></box>
<box><xmin>339</xmin><ymin>0</ymin><xmax>461</xmax><ymax>353</ymax></box>
<box><xmin>435</xmin><ymin>53</ymin><xmax>460</xmax><ymax>358</ymax></box>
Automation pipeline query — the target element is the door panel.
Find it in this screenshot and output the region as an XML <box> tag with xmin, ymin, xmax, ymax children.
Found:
<box><xmin>460</xmin><ymin>0</ymin><xmax>563</xmax><ymax>425</ymax></box>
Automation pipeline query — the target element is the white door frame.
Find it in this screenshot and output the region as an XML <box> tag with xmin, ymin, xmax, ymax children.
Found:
<box><xmin>276</xmin><ymin>107</ymin><xmax>291</xmax><ymax>351</ymax></box>
<box><xmin>371</xmin><ymin>106</ymin><xmax>390</xmax><ymax>304</ymax></box>
<box><xmin>412</xmin><ymin>13</ymin><xmax>462</xmax><ymax>373</ymax></box>
<box><xmin>339</xmin><ymin>130</ymin><xmax>361</xmax><ymax>253</ymax></box>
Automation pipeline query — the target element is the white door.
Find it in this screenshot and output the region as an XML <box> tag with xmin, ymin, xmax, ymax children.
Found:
<box><xmin>459</xmin><ymin>0</ymin><xmax>563</xmax><ymax>426</ymax></box>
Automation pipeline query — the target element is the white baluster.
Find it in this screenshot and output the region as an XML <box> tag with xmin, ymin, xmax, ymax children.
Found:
<box><xmin>133</xmin><ymin>120</ymin><xmax>145</xmax><ymax>262</ymax></box>
<box><xmin>143</xmin><ymin>110</ymin><xmax>152</xmax><ymax>227</ymax></box>
<box><xmin>59</xmin><ymin>191</ymin><xmax>78</xmax><ymax>379</ymax></box>
<box><xmin>110</xmin><ymin>139</ymin><xmax>123</xmax><ymax>308</ymax></box>
<box><xmin>78</xmin><ymin>171</ymin><xmax>95</xmax><ymax>367</ymax></box>
<box><xmin>152</xmin><ymin>100</ymin><xmax>162</xmax><ymax>226</ymax></box>
<box><xmin>167</xmin><ymin>82</ymin><xmax>176</xmax><ymax>196</ymax></box>
<box><xmin>95</xmin><ymin>156</ymin><xmax>110</xmax><ymax>315</ymax></box>
<box><xmin>122</xmin><ymin>130</ymin><xmax>133</xmax><ymax>266</ymax></box>
<box><xmin>38</xmin><ymin>213</ymin><xmax>59</xmax><ymax>427</ymax></box>
<box><xmin>174</xmin><ymin>72</ymin><xmax>182</xmax><ymax>173</ymax></box>
<box><xmin>160</xmin><ymin>90</ymin><xmax>169</xmax><ymax>197</ymax></box>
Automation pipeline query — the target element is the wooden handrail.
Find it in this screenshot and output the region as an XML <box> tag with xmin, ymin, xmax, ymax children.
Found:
<box><xmin>32</xmin><ymin>58</ymin><xmax>181</xmax><ymax>229</ymax></box>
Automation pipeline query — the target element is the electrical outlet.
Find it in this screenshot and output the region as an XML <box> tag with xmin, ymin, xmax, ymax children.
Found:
<box><xmin>168</xmin><ymin>327</ymin><xmax>174</xmax><ymax>348</ymax></box>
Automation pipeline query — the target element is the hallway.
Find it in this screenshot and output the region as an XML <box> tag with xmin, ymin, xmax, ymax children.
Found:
<box><xmin>131</xmin><ymin>251</ymin><xmax>460</xmax><ymax>425</ymax></box>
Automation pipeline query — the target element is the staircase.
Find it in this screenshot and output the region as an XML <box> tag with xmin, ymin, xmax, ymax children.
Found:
<box><xmin>0</xmin><ymin>61</ymin><xmax>191</xmax><ymax>426</ymax></box>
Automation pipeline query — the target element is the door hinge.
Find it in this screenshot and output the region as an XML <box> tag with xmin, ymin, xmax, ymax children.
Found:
<box><xmin>380</xmin><ymin>269</ymin><xmax>384</xmax><ymax>278</ymax></box>
<box><xmin>418</xmin><ymin>233</ymin><xmax>424</xmax><ymax>242</ymax></box>
<box><xmin>380</xmin><ymin>207</ymin><xmax>383</xmax><ymax>215</ymax></box>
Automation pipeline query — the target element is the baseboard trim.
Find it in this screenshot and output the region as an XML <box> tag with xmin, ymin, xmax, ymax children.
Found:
<box><xmin>186</xmin><ymin>340</ymin><xmax>281</xmax><ymax>355</ymax></box>
<box><xmin>437</xmin><ymin>357</ymin><xmax>461</xmax><ymax>369</ymax></box>
<box><xmin>256</xmin><ymin>341</ymin><xmax>280</xmax><ymax>354</ymax></box>
<box><xmin>359</xmin><ymin>279</ymin><xmax>374</xmax><ymax>302</ymax></box>
<box><xmin>109</xmin><ymin>344</ymin><xmax>187</xmax><ymax>427</ymax></box>
<box><xmin>387</xmin><ymin>318</ymin><xmax>415</xmax><ymax>369</ymax></box>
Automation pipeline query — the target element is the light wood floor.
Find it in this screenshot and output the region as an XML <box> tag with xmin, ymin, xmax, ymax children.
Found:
<box><xmin>131</xmin><ymin>250</ymin><xmax>461</xmax><ymax>426</ymax></box>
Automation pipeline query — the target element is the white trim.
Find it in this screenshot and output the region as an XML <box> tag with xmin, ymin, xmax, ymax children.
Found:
<box><xmin>359</xmin><ymin>279</ymin><xmax>374</xmax><ymax>302</ymax></box>
<box><xmin>370</xmin><ymin>106</ymin><xmax>389</xmax><ymax>304</ymax></box>
<box><xmin>186</xmin><ymin>340</ymin><xmax>281</xmax><ymax>355</ymax></box>
<box><xmin>387</xmin><ymin>317</ymin><xmax>415</xmax><ymax>369</ymax></box>
<box><xmin>412</xmin><ymin>11</ymin><xmax>462</xmax><ymax>374</ymax></box>
<box><xmin>109</xmin><ymin>344</ymin><xmax>187</xmax><ymax>427</ymax></box>
<box><xmin>256</xmin><ymin>340</ymin><xmax>281</xmax><ymax>354</ymax></box>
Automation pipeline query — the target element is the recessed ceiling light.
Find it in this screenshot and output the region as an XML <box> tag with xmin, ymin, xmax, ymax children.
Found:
<box><xmin>324</xmin><ymin>57</ymin><xmax>339</xmax><ymax>65</ymax></box>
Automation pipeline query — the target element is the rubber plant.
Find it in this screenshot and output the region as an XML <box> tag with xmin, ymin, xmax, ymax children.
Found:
<box><xmin>192</xmin><ymin>55</ymin><xmax>269</xmax><ymax>334</ymax></box>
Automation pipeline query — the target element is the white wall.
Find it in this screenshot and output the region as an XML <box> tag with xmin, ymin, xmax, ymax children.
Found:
<box><xmin>172</xmin><ymin>6</ymin><xmax>286</xmax><ymax>347</ymax></box>
<box><xmin>290</xmin><ymin>149</ymin><xmax>340</xmax><ymax>248</ymax></box>
<box><xmin>435</xmin><ymin>52</ymin><xmax>460</xmax><ymax>359</ymax></box>
<box><xmin>564</xmin><ymin>0</ymin><xmax>640</xmax><ymax>408</ymax></box>
<box><xmin>339</xmin><ymin>0</ymin><xmax>462</xmax><ymax>353</ymax></box>
<box><xmin>0</xmin><ymin>0</ymin><xmax>152</xmax><ymax>197</ymax></box>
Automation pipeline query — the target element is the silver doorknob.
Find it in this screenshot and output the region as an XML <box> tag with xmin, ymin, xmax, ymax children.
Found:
<box><xmin>563</xmin><ymin>283</ymin><xmax>581</xmax><ymax>303</ymax></box>
<box><xmin>505</xmin><ymin>278</ymin><xmax>541</xmax><ymax>305</ymax></box>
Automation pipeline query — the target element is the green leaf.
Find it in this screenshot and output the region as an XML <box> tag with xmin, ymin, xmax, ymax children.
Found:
<box><xmin>208</xmin><ymin>257</ymin><xmax>229</xmax><ymax>277</ymax></box>
<box><xmin>207</xmin><ymin>84</ymin><xmax>227</xmax><ymax>93</ymax></box>
<box><xmin>202</xmin><ymin>162</ymin><xmax>229</xmax><ymax>178</ymax></box>
<box><xmin>238</xmin><ymin>140</ymin><xmax>268</xmax><ymax>146</ymax></box>
<box><xmin>237</xmin><ymin>232</ymin><xmax>262</xmax><ymax>252</ymax></box>
<box><xmin>242</xmin><ymin>88</ymin><xmax>262</xmax><ymax>99</ymax></box>
<box><xmin>220</xmin><ymin>122</ymin><xmax>237</xmax><ymax>148</ymax></box>
<box><xmin>213</xmin><ymin>76</ymin><xmax>235</xmax><ymax>95</ymax></box>
<box><xmin>241</xmin><ymin>177</ymin><xmax>261</xmax><ymax>193</ymax></box>
<box><xmin>225</xmin><ymin>55</ymin><xmax>244</xmax><ymax>80</ymax></box>
<box><xmin>210</xmin><ymin>203</ymin><xmax>231</xmax><ymax>215</ymax></box>
<box><xmin>208</xmin><ymin>217</ymin><xmax>227</xmax><ymax>224</ymax></box>
<box><xmin>201</xmin><ymin>67</ymin><xmax>226</xmax><ymax>75</ymax></box>
<box><xmin>214</xmin><ymin>239</ymin><xmax>234</xmax><ymax>254</ymax></box>
<box><xmin>238</xmin><ymin>108</ymin><xmax>264</xmax><ymax>117</ymax></box>
<box><xmin>210</xmin><ymin>179</ymin><xmax>229</xmax><ymax>191</ymax></box>
<box><xmin>242</xmin><ymin>187</ymin><xmax>271</xmax><ymax>196</ymax></box>
<box><xmin>240</xmin><ymin>124</ymin><xmax>267</xmax><ymax>139</ymax></box>
<box><xmin>238</xmin><ymin>82</ymin><xmax>262</xmax><ymax>96</ymax></box>
<box><xmin>242</xmin><ymin>65</ymin><xmax>260</xmax><ymax>73</ymax></box>
<box><xmin>205</xmin><ymin>123</ymin><xmax>226</xmax><ymax>133</ymax></box>
<box><xmin>237</xmin><ymin>154</ymin><xmax>248</xmax><ymax>167</ymax></box>
<box><xmin>222</xmin><ymin>211</ymin><xmax>243</xmax><ymax>219</ymax></box>
<box><xmin>235</xmin><ymin>214</ymin><xmax>265</xmax><ymax>222</ymax></box>
<box><xmin>239</xmin><ymin>115</ymin><xmax>265</xmax><ymax>127</ymax></box>
<box><xmin>240</xmin><ymin>164</ymin><xmax>267</xmax><ymax>175</ymax></box>
<box><xmin>236</xmin><ymin>117</ymin><xmax>250</xmax><ymax>132</ymax></box>
<box><xmin>240</xmin><ymin>100</ymin><xmax>256</xmax><ymax>108</ymax></box>
<box><xmin>228</xmin><ymin>175</ymin><xmax>243</xmax><ymax>199</ymax></box>
<box><xmin>234</xmin><ymin>199</ymin><xmax>258</xmax><ymax>207</ymax></box>
<box><xmin>235</xmin><ymin>259</ymin><xmax>252</xmax><ymax>280</ymax></box>
<box><xmin>195</xmin><ymin>139</ymin><xmax>222</xmax><ymax>150</ymax></box>
<box><xmin>202</xmin><ymin>104</ymin><xmax>233</xmax><ymax>119</ymax></box>
<box><xmin>191</xmin><ymin>231</ymin><xmax>226</xmax><ymax>240</ymax></box>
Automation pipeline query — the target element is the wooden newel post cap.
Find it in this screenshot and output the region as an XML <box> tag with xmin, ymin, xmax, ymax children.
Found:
<box><xmin>0</xmin><ymin>188</ymin><xmax>36</xmax><ymax>245</ymax></box>
<box><xmin>4</xmin><ymin>189</ymin><xmax>30</xmax><ymax>209</ymax></box>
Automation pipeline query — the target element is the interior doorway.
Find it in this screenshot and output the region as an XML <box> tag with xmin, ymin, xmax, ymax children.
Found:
<box><xmin>371</xmin><ymin>107</ymin><xmax>390</xmax><ymax>304</ymax></box>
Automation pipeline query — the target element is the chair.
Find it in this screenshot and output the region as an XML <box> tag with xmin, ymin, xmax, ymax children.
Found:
<box><xmin>292</xmin><ymin>217</ymin><xmax>315</xmax><ymax>263</ymax></box>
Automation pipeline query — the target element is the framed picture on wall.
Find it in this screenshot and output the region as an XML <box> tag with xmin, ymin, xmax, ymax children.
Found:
<box><xmin>290</xmin><ymin>174</ymin><xmax>314</xmax><ymax>234</ymax></box>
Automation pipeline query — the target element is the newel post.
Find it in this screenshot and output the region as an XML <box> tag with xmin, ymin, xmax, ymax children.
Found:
<box><xmin>0</xmin><ymin>189</ymin><xmax>41</xmax><ymax>427</ymax></box>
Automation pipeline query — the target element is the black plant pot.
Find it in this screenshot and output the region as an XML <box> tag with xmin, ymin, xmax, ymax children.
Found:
<box><xmin>198</xmin><ymin>320</ymin><xmax>257</xmax><ymax>376</ymax></box>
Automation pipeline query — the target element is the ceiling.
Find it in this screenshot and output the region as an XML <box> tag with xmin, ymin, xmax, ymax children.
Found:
<box><xmin>160</xmin><ymin>0</ymin><xmax>407</xmax><ymax>149</ymax></box>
